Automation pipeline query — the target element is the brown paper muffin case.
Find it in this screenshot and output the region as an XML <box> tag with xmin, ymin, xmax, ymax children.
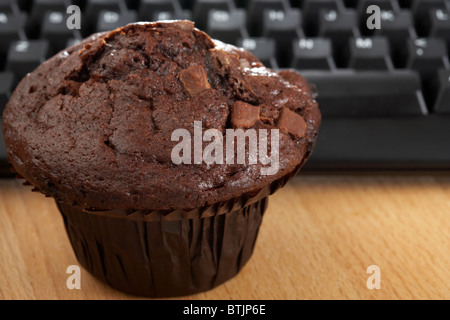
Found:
<box><xmin>57</xmin><ymin>197</ymin><xmax>267</xmax><ymax>297</ymax></box>
<box><xmin>55</xmin><ymin>164</ymin><xmax>302</xmax><ymax>298</ymax></box>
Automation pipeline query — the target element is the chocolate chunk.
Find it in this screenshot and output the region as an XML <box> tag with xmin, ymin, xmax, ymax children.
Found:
<box><xmin>230</xmin><ymin>101</ymin><xmax>260</xmax><ymax>128</ymax></box>
<box><xmin>212</xmin><ymin>49</ymin><xmax>231</xmax><ymax>68</ymax></box>
<box><xmin>277</xmin><ymin>108</ymin><xmax>307</xmax><ymax>138</ymax></box>
<box><xmin>179</xmin><ymin>65</ymin><xmax>211</xmax><ymax>96</ymax></box>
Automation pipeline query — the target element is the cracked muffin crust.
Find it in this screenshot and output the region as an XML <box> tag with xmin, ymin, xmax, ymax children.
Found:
<box><xmin>3</xmin><ymin>21</ymin><xmax>320</xmax><ymax>211</ymax></box>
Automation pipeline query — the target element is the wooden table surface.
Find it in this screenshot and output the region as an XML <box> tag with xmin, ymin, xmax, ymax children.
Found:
<box><xmin>0</xmin><ymin>174</ymin><xmax>449</xmax><ymax>300</ymax></box>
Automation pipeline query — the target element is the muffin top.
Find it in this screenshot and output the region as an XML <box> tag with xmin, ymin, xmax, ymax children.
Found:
<box><xmin>3</xmin><ymin>21</ymin><xmax>320</xmax><ymax>211</ymax></box>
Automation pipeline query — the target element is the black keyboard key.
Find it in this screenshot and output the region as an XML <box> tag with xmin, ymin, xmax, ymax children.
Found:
<box><xmin>305</xmin><ymin>115</ymin><xmax>450</xmax><ymax>170</ymax></box>
<box><xmin>291</xmin><ymin>38</ymin><xmax>334</xmax><ymax>70</ymax></box>
<box><xmin>207</xmin><ymin>9</ymin><xmax>246</xmax><ymax>45</ymax></box>
<box><xmin>347</xmin><ymin>37</ymin><xmax>392</xmax><ymax>70</ymax></box>
<box><xmin>96</xmin><ymin>10</ymin><xmax>137</xmax><ymax>32</ymax></box>
<box><xmin>262</xmin><ymin>8</ymin><xmax>302</xmax><ymax>63</ymax></box>
<box><xmin>0</xmin><ymin>12</ymin><xmax>26</xmax><ymax>54</ymax></box>
<box><xmin>237</xmin><ymin>37</ymin><xmax>278</xmax><ymax>68</ymax></box>
<box><xmin>433</xmin><ymin>69</ymin><xmax>450</xmax><ymax>113</ymax></box>
<box><xmin>246</xmin><ymin>0</ymin><xmax>286</xmax><ymax>35</ymax></box>
<box><xmin>374</xmin><ymin>9</ymin><xmax>415</xmax><ymax>66</ymax></box>
<box><xmin>193</xmin><ymin>0</ymin><xmax>232</xmax><ymax>30</ymax></box>
<box><xmin>429</xmin><ymin>8</ymin><xmax>450</xmax><ymax>42</ymax></box>
<box><xmin>152</xmin><ymin>10</ymin><xmax>192</xmax><ymax>21</ymax></box>
<box><xmin>85</xmin><ymin>0</ymin><xmax>125</xmax><ymax>31</ymax></box>
<box><xmin>412</xmin><ymin>0</ymin><xmax>446</xmax><ymax>37</ymax></box>
<box><xmin>29</xmin><ymin>0</ymin><xmax>68</xmax><ymax>29</ymax></box>
<box><xmin>407</xmin><ymin>38</ymin><xmax>448</xmax><ymax>78</ymax></box>
<box><xmin>138</xmin><ymin>0</ymin><xmax>178</xmax><ymax>21</ymax></box>
<box><xmin>318</xmin><ymin>8</ymin><xmax>359</xmax><ymax>38</ymax></box>
<box><xmin>376</xmin><ymin>9</ymin><xmax>415</xmax><ymax>36</ymax></box>
<box><xmin>318</xmin><ymin>9</ymin><xmax>359</xmax><ymax>66</ymax></box>
<box><xmin>0</xmin><ymin>72</ymin><xmax>14</xmax><ymax>115</ymax></box>
<box><xmin>301</xmin><ymin>70</ymin><xmax>427</xmax><ymax>116</ymax></box>
<box><xmin>6</xmin><ymin>40</ymin><xmax>50</xmax><ymax>82</ymax></box>
<box><xmin>302</xmin><ymin>0</ymin><xmax>343</xmax><ymax>35</ymax></box>
<box><xmin>41</xmin><ymin>10</ymin><xmax>79</xmax><ymax>52</ymax></box>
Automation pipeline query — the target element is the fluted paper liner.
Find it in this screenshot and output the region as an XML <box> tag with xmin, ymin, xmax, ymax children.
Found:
<box><xmin>58</xmin><ymin>197</ymin><xmax>268</xmax><ymax>297</ymax></box>
<box><xmin>10</xmin><ymin>160</ymin><xmax>302</xmax><ymax>297</ymax></box>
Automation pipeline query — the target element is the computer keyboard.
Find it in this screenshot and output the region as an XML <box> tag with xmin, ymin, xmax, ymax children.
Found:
<box><xmin>1</xmin><ymin>0</ymin><xmax>450</xmax><ymax>176</ymax></box>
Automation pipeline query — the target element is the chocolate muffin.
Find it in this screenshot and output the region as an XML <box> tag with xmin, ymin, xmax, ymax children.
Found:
<box><xmin>2</xmin><ymin>21</ymin><xmax>320</xmax><ymax>297</ymax></box>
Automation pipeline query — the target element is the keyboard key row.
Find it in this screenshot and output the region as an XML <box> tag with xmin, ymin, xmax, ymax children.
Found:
<box><xmin>3</xmin><ymin>4</ymin><xmax>450</xmax><ymax>42</ymax></box>
<box><xmin>2</xmin><ymin>17</ymin><xmax>449</xmax><ymax>73</ymax></box>
<box><xmin>4</xmin><ymin>1</ymin><xmax>450</xmax><ymax>32</ymax></box>
<box><xmin>239</xmin><ymin>36</ymin><xmax>449</xmax><ymax>71</ymax></box>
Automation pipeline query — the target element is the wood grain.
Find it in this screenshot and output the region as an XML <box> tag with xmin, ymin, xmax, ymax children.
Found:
<box><xmin>0</xmin><ymin>174</ymin><xmax>449</xmax><ymax>300</ymax></box>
